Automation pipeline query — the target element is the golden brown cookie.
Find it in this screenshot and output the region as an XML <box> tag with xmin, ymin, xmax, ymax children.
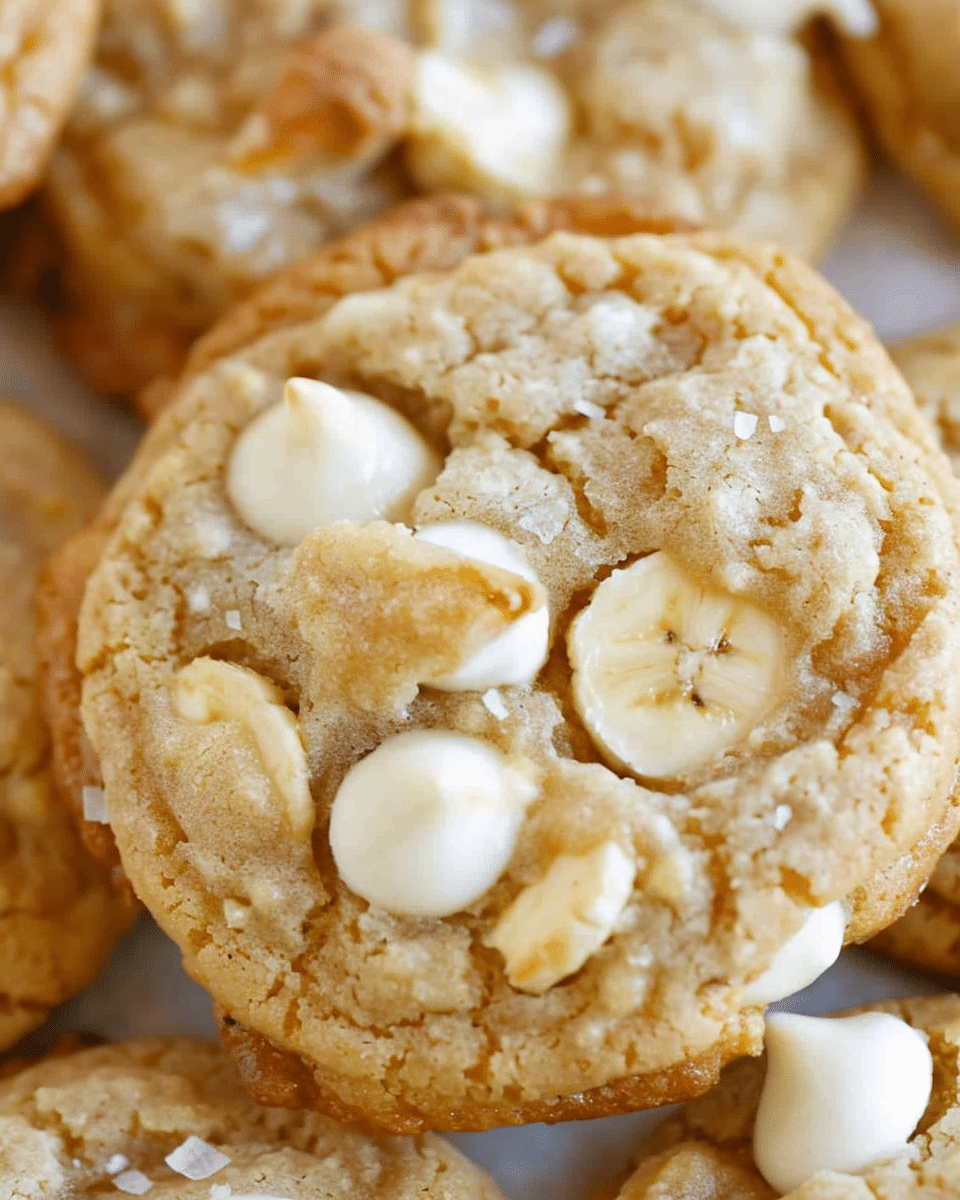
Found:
<box><xmin>0</xmin><ymin>402</ymin><xmax>135</xmax><ymax>1050</ymax></box>
<box><xmin>35</xmin><ymin>192</ymin><xmax>691</xmax><ymax>867</ymax></box>
<box><xmin>866</xmin><ymin>322</ymin><xmax>960</xmax><ymax>977</ymax></box>
<box><xmin>0</xmin><ymin>0</ymin><xmax>101</xmax><ymax>209</ymax></box>
<box><xmin>22</xmin><ymin>0</ymin><xmax>865</xmax><ymax>396</ymax></box>
<box><xmin>597</xmin><ymin>996</ymin><xmax>960</xmax><ymax>1200</ymax></box>
<box><xmin>838</xmin><ymin>2</ymin><xmax>960</xmax><ymax>236</ymax></box>
<box><xmin>0</xmin><ymin>1037</ymin><xmax>506</xmax><ymax>1198</ymax></box>
<box><xmin>70</xmin><ymin>224</ymin><xmax>960</xmax><ymax>1132</ymax></box>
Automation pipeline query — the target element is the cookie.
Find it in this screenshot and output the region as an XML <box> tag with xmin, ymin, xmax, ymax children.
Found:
<box><xmin>23</xmin><ymin>0</ymin><xmax>865</xmax><ymax>396</ymax></box>
<box><xmin>596</xmin><ymin>995</ymin><xmax>960</xmax><ymax>1200</ymax></box>
<box><xmin>70</xmin><ymin>225</ymin><xmax>960</xmax><ymax>1131</ymax></box>
<box><xmin>0</xmin><ymin>402</ymin><xmax>135</xmax><ymax>1050</ymax></box>
<box><xmin>35</xmin><ymin>192</ymin><xmax>691</xmax><ymax>867</ymax></box>
<box><xmin>837</xmin><ymin>2</ymin><xmax>960</xmax><ymax>238</ymax></box>
<box><xmin>0</xmin><ymin>1037</ymin><xmax>506</xmax><ymax>1198</ymax></box>
<box><xmin>863</xmin><ymin>322</ymin><xmax>960</xmax><ymax>977</ymax></box>
<box><xmin>0</xmin><ymin>0</ymin><xmax>101</xmax><ymax>209</ymax></box>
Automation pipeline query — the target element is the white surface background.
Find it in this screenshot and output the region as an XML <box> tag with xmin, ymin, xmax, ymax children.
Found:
<box><xmin>5</xmin><ymin>167</ymin><xmax>960</xmax><ymax>1200</ymax></box>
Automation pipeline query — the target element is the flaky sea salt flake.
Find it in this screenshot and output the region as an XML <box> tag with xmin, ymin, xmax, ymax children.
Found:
<box><xmin>225</xmin><ymin>609</ymin><xmax>242</xmax><ymax>631</ymax></box>
<box><xmin>82</xmin><ymin>785</ymin><xmax>110</xmax><ymax>824</ymax></box>
<box><xmin>772</xmin><ymin>804</ymin><xmax>793</xmax><ymax>831</ymax></box>
<box><xmin>733</xmin><ymin>411</ymin><xmax>758</xmax><ymax>440</ymax></box>
<box><xmin>767</xmin><ymin>414</ymin><xmax>786</xmax><ymax>433</ymax></box>
<box><xmin>482</xmin><ymin>688</ymin><xmax>509</xmax><ymax>719</ymax></box>
<box><xmin>114</xmin><ymin>1170</ymin><xmax>153</xmax><ymax>1194</ymax></box>
<box><xmin>573</xmin><ymin>397</ymin><xmax>605</xmax><ymax>419</ymax></box>
<box><xmin>105</xmin><ymin>1154</ymin><xmax>129</xmax><ymax>1175</ymax></box>
<box><xmin>165</xmin><ymin>1136</ymin><xmax>231</xmax><ymax>1180</ymax></box>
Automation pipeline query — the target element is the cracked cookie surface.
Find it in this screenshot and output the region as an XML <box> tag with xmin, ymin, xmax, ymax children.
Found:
<box><xmin>0</xmin><ymin>1037</ymin><xmax>505</xmax><ymax>1198</ymax></box>
<box><xmin>74</xmin><ymin>229</ymin><xmax>960</xmax><ymax>1131</ymax></box>
<box><xmin>25</xmin><ymin>0</ymin><xmax>864</xmax><ymax>395</ymax></box>
<box><xmin>595</xmin><ymin>996</ymin><xmax>960</xmax><ymax>1200</ymax></box>
<box><xmin>0</xmin><ymin>402</ymin><xmax>134</xmax><ymax>1051</ymax></box>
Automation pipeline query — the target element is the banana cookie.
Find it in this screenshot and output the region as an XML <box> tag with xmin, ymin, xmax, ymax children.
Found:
<box><xmin>0</xmin><ymin>1037</ymin><xmax>505</xmax><ymax>1198</ymax></box>
<box><xmin>866</xmin><ymin>322</ymin><xmax>960</xmax><ymax>978</ymax></box>
<box><xmin>72</xmin><ymin>227</ymin><xmax>960</xmax><ymax>1131</ymax></box>
<box><xmin>596</xmin><ymin>995</ymin><xmax>960</xmax><ymax>1200</ymax></box>
<box><xmin>838</xmin><ymin>2</ymin><xmax>960</xmax><ymax>237</ymax></box>
<box><xmin>35</xmin><ymin>193</ymin><xmax>688</xmax><ymax>869</ymax></box>
<box><xmin>0</xmin><ymin>403</ymin><xmax>134</xmax><ymax>1050</ymax></box>
<box><xmin>26</xmin><ymin>0</ymin><xmax>865</xmax><ymax>396</ymax></box>
<box><xmin>0</xmin><ymin>0</ymin><xmax>101</xmax><ymax>209</ymax></box>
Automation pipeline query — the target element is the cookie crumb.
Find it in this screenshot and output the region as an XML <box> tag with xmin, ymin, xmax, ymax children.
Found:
<box><xmin>768</xmin><ymin>414</ymin><xmax>787</xmax><ymax>433</ymax></box>
<box><xmin>105</xmin><ymin>1154</ymin><xmax>129</xmax><ymax>1175</ymax></box>
<box><xmin>114</xmin><ymin>1170</ymin><xmax>153</xmax><ymax>1194</ymax></box>
<box><xmin>482</xmin><ymin>688</ymin><xmax>509</xmax><ymax>719</ymax></box>
<box><xmin>82</xmin><ymin>785</ymin><xmax>110</xmax><ymax>824</ymax></box>
<box><xmin>531</xmin><ymin>16</ymin><xmax>578</xmax><ymax>57</ymax></box>
<box><xmin>165</xmin><ymin>1135</ymin><xmax>231</xmax><ymax>1180</ymax></box>
<box><xmin>733</xmin><ymin>411</ymin><xmax>758</xmax><ymax>440</ymax></box>
<box><xmin>573</xmin><ymin>397</ymin><xmax>605</xmax><ymax>419</ymax></box>
<box><xmin>772</xmin><ymin>804</ymin><xmax>793</xmax><ymax>831</ymax></box>
<box><xmin>225</xmin><ymin>610</ymin><xmax>243</xmax><ymax>632</ymax></box>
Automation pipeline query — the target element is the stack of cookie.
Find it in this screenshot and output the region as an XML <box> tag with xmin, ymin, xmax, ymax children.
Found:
<box><xmin>5</xmin><ymin>1</ymin><xmax>960</xmax><ymax>1198</ymax></box>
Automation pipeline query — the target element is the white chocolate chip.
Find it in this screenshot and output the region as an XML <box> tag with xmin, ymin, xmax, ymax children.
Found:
<box><xmin>741</xmin><ymin>901</ymin><xmax>845</xmax><ymax>1006</ymax></box>
<box><xmin>733</xmin><ymin>411</ymin><xmax>758</xmax><ymax>440</ymax></box>
<box><xmin>407</xmin><ymin>51</ymin><xmax>570</xmax><ymax>204</ymax></box>
<box><xmin>329</xmin><ymin>730</ymin><xmax>537</xmax><ymax>917</ymax></box>
<box><xmin>695</xmin><ymin>0</ymin><xmax>878</xmax><ymax>37</ymax></box>
<box><xmin>486</xmin><ymin>842</ymin><xmax>636</xmax><ymax>993</ymax></box>
<box><xmin>754</xmin><ymin>1011</ymin><xmax>932</xmax><ymax>1193</ymax></box>
<box><xmin>226</xmin><ymin>377</ymin><xmax>441</xmax><ymax>546</ymax></box>
<box><xmin>172</xmin><ymin>658</ymin><xmax>313</xmax><ymax>836</ymax></box>
<box><xmin>414</xmin><ymin>522</ymin><xmax>550</xmax><ymax>690</ymax></box>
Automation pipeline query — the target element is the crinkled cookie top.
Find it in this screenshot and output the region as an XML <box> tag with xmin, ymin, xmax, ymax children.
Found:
<box><xmin>78</xmin><ymin>232</ymin><xmax>960</xmax><ymax>1130</ymax></box>
<box><xmin>0</xmin><ymin>1038</ymin><xmax>504</xmax><ymax>1198</ymax></box>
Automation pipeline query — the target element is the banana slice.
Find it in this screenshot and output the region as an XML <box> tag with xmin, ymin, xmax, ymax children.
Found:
<box><xmin>567</xmin><ymin>551</ymin><xmax>785</xmax><ymax>779</ymax></box>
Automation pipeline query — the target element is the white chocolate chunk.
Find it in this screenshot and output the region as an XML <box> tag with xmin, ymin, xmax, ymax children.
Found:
<box><xmin>226</xmin><ymin>377</ymin><xmax>441</xmax><ymax>545</ymax></box>
<box><xmin>741</xmin><ymin>901</ymin><xmax>845</xmax><ymax>1006</ymax></box>
<box><xmin>415</xmin><ymin>521</ymin><xmax>550</xmax><ymax>689</ymax></box>
<box><xmin>407</xmin><ymin>51</ymin><xmax>570</xmax><ymax>204</ymax></box>
<box><xmin>754</xmin><ymin>1012</ymin><xmax>933</xmax><ymax>1193</ymax></box>
<box><xmin>568</xmin><ymin>551</ymin><xmax>786</xmax><ymax>779</ymax></box>
<box><xmin>486</xmin><ymin>842</ymin><xmax>635</xmax><ymax>993</ymax></box>
<box><xmin>329</xmin><ymin>730</ymin><xmax>537</xmax><ymax>917</ymax></box>
<box><xmin>172</xmin><ymin>658</ymin><xmax>312</xmax><ymax>836</ymax></box>
<box><xmin>696</xmin><ymin>0</ymin><xmax>878</xmax><ymax>37</ymax></box>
